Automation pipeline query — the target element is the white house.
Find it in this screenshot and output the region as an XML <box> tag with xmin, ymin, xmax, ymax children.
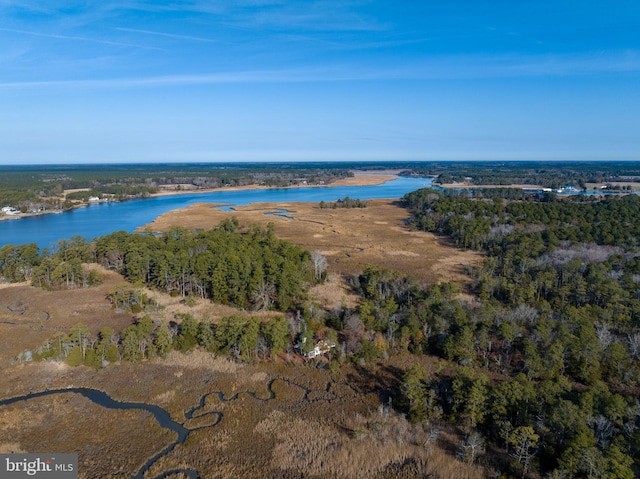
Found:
<box><xmin>300</xmin><ymin>338</ymin><xmax>336</xmax><ymax>358</ymax></box>
<box><xmin>1</xmin><ymin>206</ymin><xmax>20</xmax><ymax>215</ymax></box>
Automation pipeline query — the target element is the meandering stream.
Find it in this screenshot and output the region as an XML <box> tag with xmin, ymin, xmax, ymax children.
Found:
<box><xmin>0</xmin><ymin>388</ymin><xmax>197</xmax><ymax>478</ymax></box>
<box><xmin>0</xmin><ymin>376</ymin><xmax>341</xmax><ymax>479</ymax></box>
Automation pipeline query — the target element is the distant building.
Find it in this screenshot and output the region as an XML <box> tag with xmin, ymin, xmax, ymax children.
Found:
<box><xmin>1</xmin><ymin>206</ymin><xmax>20</xmax><ymax>215</ymax></box>
<box><xmin>88</xmin><ymin>196</ymin><xmax>100</xmax><ymax>202</ymax></box>
<box><xmin>299</xmin><ymin>337</ymin><xmax>336</xmax><ymax>358</ymax></box>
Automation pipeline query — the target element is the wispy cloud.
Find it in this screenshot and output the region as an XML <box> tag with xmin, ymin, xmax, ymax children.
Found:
<box><xmin>181</xmin><ymin>0</ymin><xmax>386</xmax><ymax>32</ymax></box>
<box><xmin>465</xmin><ymin>51</ymin><xmax>640</xmax><ymax>77</ymax></box>
<box><xmin>373</xmin><ymin>51</ymin><xmax>640</xmax><ymax>80</ymax></box>
<box><xmin>0</xmin><ymin>68</ymin><xmax>352</xmax><ymax>89</ymax></box>
<box><xmin>0</xmin><ymin>27</ymin><xmax>166</xmax><ymax>51</ymax></box>
<box><xmin>113</xmin><ymin>27</ymin><xmax>216</xmax><ymax>43</ymax></box>
<box><xmin>1</xmin><ymin>50</ymin><xmax>638</xmax><ymax>91</ymax></box>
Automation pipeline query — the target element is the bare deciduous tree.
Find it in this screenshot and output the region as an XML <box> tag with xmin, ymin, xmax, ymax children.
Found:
<box><xmin>595</xmin><ymin>321</ymin><xmax>614</xmax><ymax>349</ymax></box>
<box><xmin>251</xmin><ymin>281</ymin><xmax>276</xmax><ymax>311</ymax></box>
<box><xmin>310</xmin><ymin>251</ymin><xmax>328</xmax><ymax>280</ymax></box>
<box><xmin>588</xmin><ymin>414</ymin><xmax>614</xmax><ymax>448</ymax></box>
<box><xmin>508</xmin><ymin>426</ymin><xmax>539</xmax><ymax>477</ymax></box>
<box><xmin>628</xmin><ymin>332</ymin><xmax>640</xmax><ymax>360</ymax></box>
<box><xmin>457</xmin><ymin>430</ymin><xmax>485</xmax><ymax>464</ymax></box>
<box><xmin>511</xmin><ymin>304</ymin><xmax>539</xmax><ymax>327</ymax></box>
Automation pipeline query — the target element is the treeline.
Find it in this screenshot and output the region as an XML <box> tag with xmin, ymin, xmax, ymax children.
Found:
<box><xmin>401</xmin><ymin>160</ymin><xmax>640</xmax><ymax>190</ymax></box>
<box><xmin>319</xmin><ymin>196</ymin><xmax>367</xmax><ymax>209</ymax></box>
<box><xmin>404</xmin><ymin>187</ymin><xmax>640</xmax><ymax>249</ymax></box>
<box><xmin>0</xmin><ymin>236</ymin><xmax>102</xmax><ymax>289</ymax></box>
<box><xmin>28</xmin><ymin>314</ymin><xmax>293</xmax><ymax>366</ymax></box>
<box><xmin>65</xmin><ymin>185</ymin><xmax>157</xmax><ymax>201</ymax></box>
<box><xmin>0</xmin><ymin>163</ymin><xmax>354</xmax><ymax>210</ymax></box>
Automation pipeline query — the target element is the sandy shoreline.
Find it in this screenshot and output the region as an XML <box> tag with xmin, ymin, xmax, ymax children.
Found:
<box><xmin>149</xmin><ymin>171</ymin><xmax>398</xmax><ymax>197</ymax></box>
<box><xmin>0</xmin><ymin>171</ymin><xmax>398</xmax><ymax>222</ymax></box>
<box><xmin>0</xmin><ymin>210</ymin><xmax>64</xmax><ymax>223</ymax></box>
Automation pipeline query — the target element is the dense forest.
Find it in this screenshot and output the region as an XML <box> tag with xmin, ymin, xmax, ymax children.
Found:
<box><xmin>1</xmin><ymin>219</ymin><xmax>312</xmax><ymax>310</ymax></box>
<box><xmin>400</xmin><ymin>188</ymin><xmax>640</xmax><ymax>477</ymax></box>
<box><xmin>401</xmin><ymin>160</ymin><xmax>640</xmax><ymax>190</ymax></box>
<box><xmin>4</xmin><ymin>183</ymin><xmax>640</xmax><ymax>477</ymax></box>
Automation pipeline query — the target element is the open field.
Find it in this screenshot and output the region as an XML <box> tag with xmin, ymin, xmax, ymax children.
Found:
<box><xmin>329</xmin><ymin>170</ymin><xmax>399</xmax><ymax>186</ymax></box>
<box><xmin>143</xmin><ymin>199</ymin><xmax>481</xmax><ymax>287</ymax></box>
<box><xmin>0</xmin><ymin>267</ymin><xmax>134</xmax><ymax>364</ymax></box>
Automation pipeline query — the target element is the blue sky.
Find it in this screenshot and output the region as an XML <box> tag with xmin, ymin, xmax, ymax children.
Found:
<box><xmin>0</xmin><ymin>1</ymin><xmax>639</xmax><ymax>164</ymax></box>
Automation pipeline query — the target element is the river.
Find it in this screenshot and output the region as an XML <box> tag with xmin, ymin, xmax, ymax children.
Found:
<box><xmin>0</xmin><ymin>176</ymin><xmax>432</xmax><ymax>249</ymax></box>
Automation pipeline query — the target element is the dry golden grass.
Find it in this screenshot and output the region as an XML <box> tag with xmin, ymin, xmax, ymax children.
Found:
<box><xmin>0</xmin><ymin>393</ymin><xmax>174</xmax><ymax>479</ymax></box>
<box><xmin>139</xmin><ymin>287</ymin><xmax>282</xmax><ymax>326</ymax></box>
<box><xmin>255</xmin><ymin>408</ymin><xmax>486</xmax><ymax>479</ymax></box>
<box><xmin>329</xmin><ymin>171</ymin><xmax>398</xmax><ymax>186</ymax></box>
<box><xmin>0</xmin><ymin>346</ymin><xmax>490</xmax><ymax>479</ymax></box>
<box><xmin>0</xmin><ymin>266</ymin><xmax>136</xmax><ymax>364</ymax></box>
<box><xmin>308</xmin><ymin>273</ymin><xmax>360</xmax><ymax>310</ymax></box>
<box><xmin>143</xmin><ymin>199</ymin><xmax>481</xmax><ymax>287</ymax></box>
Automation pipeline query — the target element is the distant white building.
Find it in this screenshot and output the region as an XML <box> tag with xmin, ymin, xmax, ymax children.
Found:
<box><xmin>1</xmin><ymin>206</ymin><xmax>20</xmax><ymax>215</ymax></box>
<box><xmin>299</xmin><ymin>338</ymin><xmax>336</xmax><ymax>358</ymax></box>
<box><xmin>88</xmin><ymin>196</ymin><xmax>100</xmax><ymax>202</ymax></box>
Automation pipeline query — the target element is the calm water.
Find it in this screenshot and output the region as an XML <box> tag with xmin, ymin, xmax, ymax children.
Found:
<box><xmin>0</xmin><ymin>176</ymin><xmax>432</xmax><ymax>249</ymax></box>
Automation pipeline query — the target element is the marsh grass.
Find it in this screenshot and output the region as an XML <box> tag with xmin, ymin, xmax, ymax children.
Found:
<box><xmin>1</xmin><ymin>338</ymin><xmax>490</xmax><ymax>478</ymax></box>
<box><xmin>0</xmin><ymin>394</ymin><xmax>174</xmax><ymax>478</ymax></box>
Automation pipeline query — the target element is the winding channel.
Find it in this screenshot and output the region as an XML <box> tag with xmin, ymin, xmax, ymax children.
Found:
<box><xmin>0</xmin><ymin>377</ymin><xmax>337</xmax><ymax>479</ymax></box>
<box><xmin>0</xmin><ymin>388</ymin><xmax>198</xmax><ymax>479</ymax></box>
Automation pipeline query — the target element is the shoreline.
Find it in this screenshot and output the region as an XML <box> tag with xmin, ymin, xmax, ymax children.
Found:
<box><xmin>436</xmin><ymin>182</ymin><xmax>545</xmax><ymax>189</ymax></box>
<box><xmin>0</xmin><ymin>210</ymin><xmax>64</xmax><ymax>223</ymax></box>
<box><xmin>148</xmin><ymin>171</ymin><xmax>399</xmax><ymax>197</ymax></box>
<box><xmin>0</xmin><ymin>171</ymin><xmax>398</xmax><ymax>223</ymax></box>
